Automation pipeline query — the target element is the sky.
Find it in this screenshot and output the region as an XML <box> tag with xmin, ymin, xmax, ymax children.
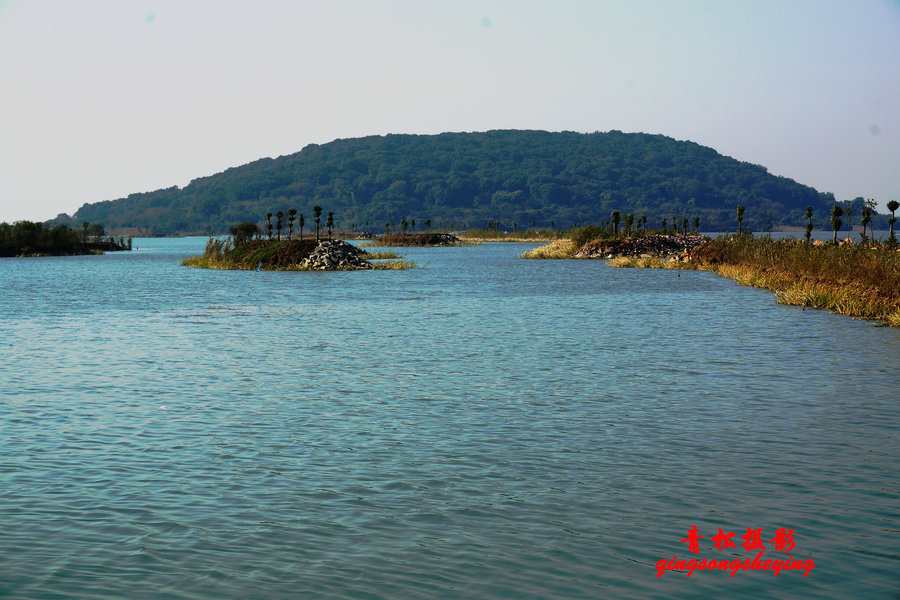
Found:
<box><xmin>1</xmin><ymin>0</ymin><xmax>898</xmax><ymax>223</ymax></box>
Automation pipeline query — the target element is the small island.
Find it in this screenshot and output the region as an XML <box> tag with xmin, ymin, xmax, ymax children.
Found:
<box><xmin>0</xmin><ymin>220</ymin><xmax>130</xmax><ymax>257</ymax></box>
<box><xmin>181</xmin><ymin>220</ymin><xmax>412</xmax><ymax>271</ymax></box>
<box><xmin>364</xmin><ymin>232</ymin><xmax>471</xmax><ymax>247</ymax></box>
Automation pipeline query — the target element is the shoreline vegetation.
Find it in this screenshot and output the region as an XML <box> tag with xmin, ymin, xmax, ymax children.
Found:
<box><xmin>461</xmin><ymin>227</ymin><xmax>564</xmax><ymax>243</ymax></box>
<box><xmin>181</xmin><ymin>237</ymin><xmax>413</xmax><ymax>271</ymax></box>
<box><xmin>1</xmin><ymin>220</ymin><xmax>131</xmax><ymax>257</ymax></box>
<box><xmin>612</xmin><ymin>236</ymin><xmax>900</xmax><ymax>326</ymax></box>
<box><xmin>362</xmin><ymin>232</ymin><xmax>475</xmax><ymax>247</ymax></box>
<box><xmin>523</xmin><ymin>224</ymin><xmax>900</xmax><ymax>327</ymax></box>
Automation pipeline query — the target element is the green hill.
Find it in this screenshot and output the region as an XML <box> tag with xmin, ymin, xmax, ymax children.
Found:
<box><xmin>63</xmin><ymin>129</ymin><xmax>838</xmax><ymax>235</ymax></box>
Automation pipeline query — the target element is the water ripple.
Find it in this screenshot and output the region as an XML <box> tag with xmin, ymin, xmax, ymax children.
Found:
<box><xmin>1</xmin><ymin>240</ymin><xmax>898</xmax><ymax>599</ymax></box>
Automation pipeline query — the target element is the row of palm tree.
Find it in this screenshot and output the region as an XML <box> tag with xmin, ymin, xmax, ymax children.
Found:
<box><xmin>262</xmin><ymin>206</ymin><xmax>338</xmax><ymax>242</ymax></box>
<box><xmin>605</xmin><ymin>211</ymin><xmax>699</xmax><ymax>238</ymax></box>
<box><xmin>742</xmin><ymin>201</ymin><xmax>900</xmax><ymax>246</ymax></box>
<box><xmin>254</xmin><ymin>202</ymin><xmax>900</xmax><ymax>246</ymax></box>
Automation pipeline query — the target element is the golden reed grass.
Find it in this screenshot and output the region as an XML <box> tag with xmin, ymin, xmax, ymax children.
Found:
<box><xmin>520</xmin><ymin>239</ymin><xmax>577</xmax><ymax>259</ymax></box>
<box><xmin>610</xmin><ymin>237</ymin><xmax>900</xmax><ymax>326</ymax></box>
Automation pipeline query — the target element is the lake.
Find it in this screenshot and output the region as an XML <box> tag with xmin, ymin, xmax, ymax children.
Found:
<box><xmin>1</xmin><ymin>238</ymin><xmax>898</xmax><ymax>599</ymax></box>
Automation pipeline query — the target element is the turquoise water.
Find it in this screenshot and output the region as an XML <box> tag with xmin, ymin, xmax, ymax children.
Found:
<box><xmin>1</xmin><ymin>238</ymin><xmax>898</xmax><ymax>599</ymax></box>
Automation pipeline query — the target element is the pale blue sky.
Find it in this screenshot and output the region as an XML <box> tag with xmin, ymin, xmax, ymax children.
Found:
<box><xmin>1</xmin><ymin>0</ymin><xmax>898</xmax><ymax>222</ymax></box>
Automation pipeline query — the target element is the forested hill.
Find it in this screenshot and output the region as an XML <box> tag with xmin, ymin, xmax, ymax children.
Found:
<box><xmin>66</xmin><ymin>130</ymin><xmax>836</xmax><ymax>235</ymax></box>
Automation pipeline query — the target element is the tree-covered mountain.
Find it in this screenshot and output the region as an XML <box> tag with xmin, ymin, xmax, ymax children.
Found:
<box><xmin>63</xmin><ymin>130</ymin><xmax>839</xmax><ymax>235</ymax></box>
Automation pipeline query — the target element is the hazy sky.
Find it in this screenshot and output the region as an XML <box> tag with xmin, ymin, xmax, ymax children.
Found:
<box><xmin>1</xmin><ymin>0</ymin><xmax>898</xmax><ymax>223</ymax></box>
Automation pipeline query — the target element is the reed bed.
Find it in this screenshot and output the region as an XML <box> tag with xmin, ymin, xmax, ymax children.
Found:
<box><xmin>520</xmin><ymin>239</ymin><xmax>577</xmax><ymax>259</ymax></box>
<box><xmin>697</xmin><ymin>237</ymin><xmax>900</xmax><ymax>299</ymax></box>
<box><xmin>611</xmin><ymin>235</ymin><xmax>900</xmax><ymax>326</ymax></box>
<box><xmin>370</xmin><ymin>259</ymin><xmax>416</xmax><ymax>270</ymax></box>
<box><xmin>607</xmin><ymin>256</ymin><xmax>696</xmax><ymax>269</ymax></box>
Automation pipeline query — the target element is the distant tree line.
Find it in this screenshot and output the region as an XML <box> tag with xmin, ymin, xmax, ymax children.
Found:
<box><xmin>0</xmin><ymin>220</ymin><xmax>129</xmax><ymax>257</ymax></box>
<box><xmin>60</xmin><ymin>130</ymin><xmax>852</xmax><ymax>236</ymax></box>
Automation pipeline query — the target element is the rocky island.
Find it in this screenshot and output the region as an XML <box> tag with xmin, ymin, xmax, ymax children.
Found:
<box><xmin>181</xmin><ymin>237</ymin><xmax>411</xmax><ymax>271</ymax></box>
<box><xmin>521</xmin><ymin>233</ymin><xmax>709</xmax><ymax>260</ymax></box>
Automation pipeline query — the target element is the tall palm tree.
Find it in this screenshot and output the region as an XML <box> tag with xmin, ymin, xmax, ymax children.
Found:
<box><xmin>844</xmin><ymin>201</ymin><xmax>855</xmax><ymax>234</ymax></box>
<box><xmin>830</xmin><ymin>205</ymin><xmax>843</xmax><ymax>244</ymax></box>
<box><xmin>887</xmin><ymin>200</ymin><xmax>899</xmax><ymax>246</ymax></box>
<box><xmin>863</xmin><ymin>198</ymin><xmax>877</xmax><ymax>243</ymax></box>
<box><xmin>327</xmin><ymin>212</ymin><xmax>334</xmax><ymax>239</ymax></box>
<box><xmin>313</xmin><ymin>205</ymin><xmax>322</xmax><ymax>242</ymax></box>
<box><xmin>287</xmin><ymin>209</ymin><xmax>297</xmax><ymax>239</ymax></box>
<box><xmin>298</xmin><ymin>214</ymin><xmax>304</xmax><ymax>241</ymax></box>
<box><xmin>736</xmin><ymin>205</ymin><xmax>745</xmax><ymax>234</ymax></box>
<box><xmin>804</xmin><ymin>206</ymin><xmax>813</xmax><ymax>243</ymax></box>
<box><xmin>611</xmin><ymin>211</ymin><xmax>621</xmax><ymax>239</ymax></box>
<box><xmin>266</xmin><ymin>212</ymin><xmax>273</xmax><ymax>240</ymax></box>
<box><xmin>276</xmin><ymin>211</ymin><xmax>284</xmax><ymax>240</ymax></box>
<box><xmin>860</xmin><ymin>205</ymin><xmax>872</xmax><ymax>243</ymax></box>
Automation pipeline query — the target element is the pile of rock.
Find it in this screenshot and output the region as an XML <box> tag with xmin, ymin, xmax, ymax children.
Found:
<box><xmin>575</xmin><ymin>234</ymin><xmax>710</xmax><ymax>259</ymax></box>
<box><xmin>301</xmin><ymin>240</ymin><xmax>372</xmax><ymax>270</ymax></box>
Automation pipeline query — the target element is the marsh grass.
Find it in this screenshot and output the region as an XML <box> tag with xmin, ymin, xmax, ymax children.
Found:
<box><xmin>180</xmin><ymin>256</ymin><xmax>233</xmax><ymax>269</ymax></box>
<box><xmin>607</xmin><ymin>256</ymin><xmax>696</xmax><ymax>269</ymax></box>
<box><xmin>609</xmin><ymin>235</ymin><xmax>900</xmax><ymax>326</ymax></box>
<box><xmin>568</xmin><ymin>225</ymin><xmax>610</xmax><ymax>248</ymax></box>
<box><xmin>202</xmin><ymin>237</ymin><xmax>233</xmax><ymax>259</ymax></box>
<box><xmin>520</xmin><ymin>239</ymin><xmax>577</xmax><ymax>259</ymax></box>
<box><xmin>365</xmin><ymin>251</ymin><xmax>402</xmax><ymax>259</ymax></box>
<box><xmin>370</xmin><ymin>259</ymin><xmax>416</xmax><ymax>270</ymax></box>
<box><xmin>699</xmin><ymin>236</ymin><xmax>900</xmax><ymax>300</ymax></box>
